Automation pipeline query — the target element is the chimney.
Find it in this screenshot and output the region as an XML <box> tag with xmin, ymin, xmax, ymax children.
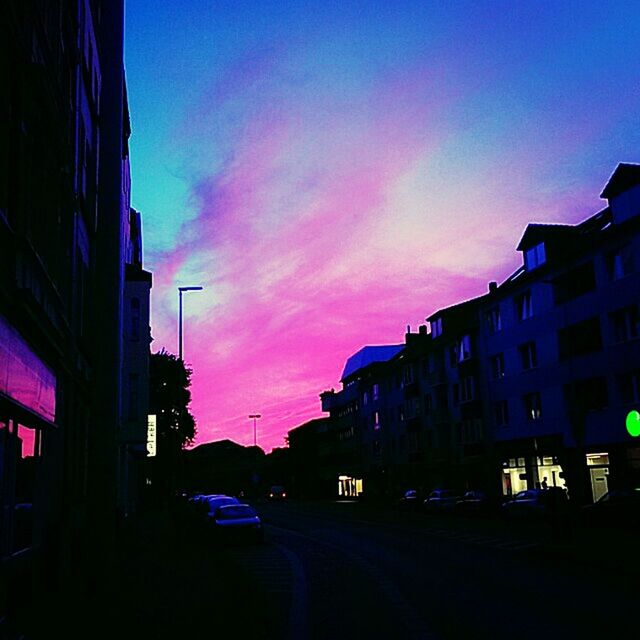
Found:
<box><xmin>489</xmin><ymin>281</ymin><xmax>498</xmax><ymax>293</ymax></box>
<box><xmin>418</xmin><ymin>324</ymin><xmax>427</xmax><ymax>336</ymax></box>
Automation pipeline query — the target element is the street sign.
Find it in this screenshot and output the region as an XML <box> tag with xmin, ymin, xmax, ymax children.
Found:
<box><xmin>147</xmin><ymin>414</ymin><xmax>157</xmax><ymax>456</ymax></box>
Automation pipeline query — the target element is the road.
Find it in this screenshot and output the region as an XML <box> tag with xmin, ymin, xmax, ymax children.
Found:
<box><xmin>225</xmin><ymin>500</ymin><xmax>638</xmax><ymax>640</ymax></box>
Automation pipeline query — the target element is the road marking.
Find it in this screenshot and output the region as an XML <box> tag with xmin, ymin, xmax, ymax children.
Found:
<box><xmin>274</xmin><ymin>542</ymin><xmax>309</xmax><ymax>640</ymax></box>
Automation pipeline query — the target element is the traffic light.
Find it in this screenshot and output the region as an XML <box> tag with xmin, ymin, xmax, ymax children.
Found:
<box><xmin>626</xmin><ymin>410</ymin><xmax>640</xmax><ymax>437</ymax></box>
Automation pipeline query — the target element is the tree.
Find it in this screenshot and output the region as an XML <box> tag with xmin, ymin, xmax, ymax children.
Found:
<box><xmin>149</xmin><ymin>349</ymin><xmax>196</xmax><ymax>498</ymax></box>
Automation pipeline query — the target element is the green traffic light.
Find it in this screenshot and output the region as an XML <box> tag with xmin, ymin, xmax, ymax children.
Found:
<box><xmin>626</xmin><ymin>410</ymin><xmax>640</xmax><ymax>437</ymax></box>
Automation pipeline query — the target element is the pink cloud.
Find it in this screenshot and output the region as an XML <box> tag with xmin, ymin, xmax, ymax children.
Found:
<box><xmin>148</xmin><ymin>41</ymin><xmax>616</xmax><ymax>453</ymax></box>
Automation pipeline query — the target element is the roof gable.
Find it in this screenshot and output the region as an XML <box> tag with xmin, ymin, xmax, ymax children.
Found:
<box><xmin>600</xmin><ymin>163</ymin><xmax>640</xmax><ymax>199</ymax></box>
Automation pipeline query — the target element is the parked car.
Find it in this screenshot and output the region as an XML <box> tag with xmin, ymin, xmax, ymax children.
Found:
<box><xmin>423</xmin><ymin>489</ymin><xmax>462</xmax><ymax>513</ymax></box>
<box><xmin>501</xmin><ymin>488</ymin><xmax>569</xmax><ymax>519</ymax></box>
<box><xmin>580</xmin><ymin>488</ymin><xmax>640</xmax><ymax>530</ymax></box>
<box><xmin>210</xmin><ymin>504</ymin><xmax>264</xmax><ymax>543</ymax></box>
<box><xmin>454</xmin><ymin>490</ymin><xmax>493</xmax><ymax>515</ymax></box>
<box><xmin>397</xmin><ymin>489</ymin><xmax>421</xmax><ymax>509</ymax></box>
<box><xmin>268</xmin><ymin>485</ymin><xmax>287</xmax><ymax>500</ymax></box>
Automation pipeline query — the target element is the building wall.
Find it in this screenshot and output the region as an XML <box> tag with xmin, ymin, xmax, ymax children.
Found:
<box><xmin>0</xmin><ymin>0</ymin><xmax>143</xmax><ymax>629</ymax></box>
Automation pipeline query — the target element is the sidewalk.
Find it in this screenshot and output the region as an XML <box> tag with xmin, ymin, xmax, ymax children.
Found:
<box><xmin>24</xmin><ymin>508</ymin><xmax>273</xmax><ymax>640</ymax></box>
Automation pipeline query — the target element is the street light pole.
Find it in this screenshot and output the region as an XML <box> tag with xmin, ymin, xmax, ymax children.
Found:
<box><xmin>178</xmin><ymin>286</ymin><xmax>203</xmax><ymax>361</ymax></box>
<box><xmin>249</xmin><ymin>414</ymin><xmax>261</xmax><ymax>447</ymax></box>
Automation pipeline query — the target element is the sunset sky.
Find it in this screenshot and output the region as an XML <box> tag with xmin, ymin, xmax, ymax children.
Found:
<box><xmin>124</xmin><ymin>0</ymin><xmax>640</xmax><ymax>452</ymax></box>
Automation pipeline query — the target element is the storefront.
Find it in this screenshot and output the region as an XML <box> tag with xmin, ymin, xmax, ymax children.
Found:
<box><xmin>586</xmin><ymin>452</ymin><xmax>609</xmax><ymax>502</ymax></box>
<box><xmin>0</xmin><ymin>314</ymin><xmax>57</xmax><ymax>559</ymax></box>
<box><xmin>338</xmin><ymin>475</ymin><xmax>363</xmax><ymax>498</ymax></box>
<box><xmin>501</xmin><ymin>455</ymin><xmax>567</xmax><ymax>496</ymax></box>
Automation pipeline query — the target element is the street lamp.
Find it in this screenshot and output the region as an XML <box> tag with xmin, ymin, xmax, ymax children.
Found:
<box><xmin>178</xmin><ymin>286</ymin><xmax>203</xmax><ymax>361</ymax></box>
<box><xmin>249</xmin><ymin>414</ymin><xmax>261</xmax><ymax>447</ymax></box>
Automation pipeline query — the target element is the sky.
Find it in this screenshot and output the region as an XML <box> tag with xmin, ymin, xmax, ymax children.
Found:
<box><xmin>124</xmin><ymin>0</ymin><xmax>640</xmax><ymax>452</ymax></box>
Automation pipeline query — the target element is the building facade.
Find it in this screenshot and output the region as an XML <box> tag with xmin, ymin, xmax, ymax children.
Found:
<box><xmin>1</xmin><ymin>1</ymin><xmax>150</xmax><ymax>629</ymax></box>
<box><xmin>290</xmin><ymin>163</ymin><xmax>640</xmax><ymax>505</ymax></box>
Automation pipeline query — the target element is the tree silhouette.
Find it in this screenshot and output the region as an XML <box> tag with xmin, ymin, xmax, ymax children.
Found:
<box><xmin>149</xmin><ymin>349</ymin><xmax>196</xmax><ymax>498</ymax></box>
<box><xmin>150</xmin><ymin>348</ymin><xmax>197</xmax><ymax>450</ymax></box>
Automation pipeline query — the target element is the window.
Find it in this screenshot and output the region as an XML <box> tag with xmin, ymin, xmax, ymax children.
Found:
<box><xmin>363</xmin><ymin>391</ymin><xmax>369</xmax><ymax>406</ymax></box>
<box><xmin>519</xmin><ymin>342</ymin><xmax>538</xmax><ymax>370</ymax></box>
<box><xmin>461</xmin><ymin>419</ymin><xmax>482</xmax><ymax>444</ymax></box>
<box><xmin>373</xmin><ymin>411</ymin><xmax>380</xmax><ymax>431</ymax></box>
<box><xmin>553</xmin><ymin>262</ymin><xmax>596</xmax><ymax>304</ymax></box>
<box><xmin>423</xmin><ymin>393</ymin><xmax>432</xmax><ymax>411</ymax></box>
<box><xmin>524</xmin><ymin>392</ymin><xmax>542</xmax><ymax>421</ymax></box>
<box><xmin>525</xmin><ymin>242</ymin><xmax>546</xmax><ymax>270</ymax></box>
<box><xmin>495</xmin><ymin>400</ymin><xmax>509</xmax><ymax>427</ymax></box>
<box><xmin>431</xmin><ymin>317</ymin><xmax>443</xmax><ymax>338</ymax></box>
<box><xmin>457</xmin><ymin>335</ymin><xmax>472</xmax><ymax>362</ymax></box>
<box><xmin>558</xmin><ymin>317</ymin><xmax>602</xmax><ymax>360</ymax></box>
<box><xmin>607</xmin><ymin>246</ymin><xmax>633</xmax><ymax>281</ymax></box>
<box><xmin>515</xmin><ymin>291</ymin><xmax>533</xmax><ymax>321</ymax></box>
<box><xmin>486</xmin><ymin>307</ymin><xmax>502</xmax><ymax>333</ymax></box>
<box><xmin>372</xmin><ymin>383</ymin><xmax>379</xmax><ymax>401</ymax></box>
<box><xmin>405</xmin><ymin>397</ymin><xmax>420</xmax><ymax>419</ymax></box>
<box><xmin>460</xmin><ymin>377</ymin><xmax>475</xmax><ymax>403</ymax></box>
<box><xmin>617</xmin><ymin>371</ymin><xmax>640</xmax><ymax>404</ymax></box>
<box><xmin>403</xmin><ymin>366</ymin><xmax>414</xmax><ymax>385</ymax></box>
<box><xmin>610</xmin><ymin>306</ymin><xmax>639</xmax><ymax>343</ymax></box>
<box><xmin>491</xmin><ymin>353</ymin><xmax>505</xmax><ymax>379</ymax></box>
<box><xmin>398</xmin><ymin>405</ymin><xmax>404</xmax><ymax>422</ymax></box>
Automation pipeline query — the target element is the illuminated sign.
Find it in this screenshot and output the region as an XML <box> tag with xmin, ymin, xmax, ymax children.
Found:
<box><xmin>626</xmin><ymin>410</ymin><xmax>640</xmax><ymax>438</ymax></box>
<box><xmin>147</xmin><ymin>414</ymin><xmax>157</xmax><ymax>457</ymax></box>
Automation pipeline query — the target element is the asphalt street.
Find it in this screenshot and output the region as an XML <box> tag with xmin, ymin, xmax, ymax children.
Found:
<box><xmin>227</xmin><ymin>500</ymin><xmax>638</xmax><ymax>640</ymax></box>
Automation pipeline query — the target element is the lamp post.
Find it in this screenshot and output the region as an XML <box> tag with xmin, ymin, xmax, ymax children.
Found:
<box><xmin>249</xmin><ymin>414</ymin><xmax>261</xmax><ymax>447</ymax></box>
<box><xmin>178</xmin><ymin>286</ymin><xmax>203</xmax><ymax>361</ymax></box>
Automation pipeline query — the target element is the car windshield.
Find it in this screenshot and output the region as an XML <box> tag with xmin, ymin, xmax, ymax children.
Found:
<box><xmin>216</xmin><ymin>505</ymin><xmax>257</xmax><ymax>520</ymax></box>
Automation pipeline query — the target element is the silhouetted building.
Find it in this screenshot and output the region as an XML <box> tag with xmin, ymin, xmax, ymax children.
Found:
<box><xmin>287</xmin><ymin>417</ymin><xmax>334</xmax><ymax>498</ymax></box>
<box><xmin>480</xmin><ymin>163</ymin><xmax>640</xmax><ymax>504</ymax></box>
<box><xmin>302</xmin><ymin>163</ymin><xmax>640</xmax><ymax>505</ymax></box>
<box><xmin>1</xmin><ymin>1</ymin><xmax>148</xmax><ymax>629</ymax></box>
<box><xmin>182</xmin><ymin>440</ymin><xmax>266</xmax><ymax>497</ymax></box>
<box><xmin>120</xmin><ymin>208</ymin><xmax>152</xmax><ymax>517</ymax></box>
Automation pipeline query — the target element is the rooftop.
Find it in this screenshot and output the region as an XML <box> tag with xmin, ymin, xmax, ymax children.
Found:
<box><xmin>600</xmin><ymin>163</ymin><xmax>640</xmax><ymax>199</ymax></box>
<box><xmin>340</xmin><ymin>344</ymin><xmax>404</xmax><ymax>382</ymax></box>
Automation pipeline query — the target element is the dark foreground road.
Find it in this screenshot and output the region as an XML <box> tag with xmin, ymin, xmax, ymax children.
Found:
<box><xmin>19</xmin><ymin>500</ymin><xmax>638</xmax><ymax>640</ymax></box>
<box><xmin>227</xmin><ymin>500</ymin><xmax>638</xmax><ymax>640</ymax></box>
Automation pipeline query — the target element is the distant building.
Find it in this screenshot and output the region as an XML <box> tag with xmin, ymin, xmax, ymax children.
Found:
<box><xmin>120</xmin><ymin>207</ymin><xmax>152</xmax><ymax>517</ymax></box>
<box><xmin>182</xmin><ymin>440</ymin><xmax>266</xmax><ymax>496</ymax></box>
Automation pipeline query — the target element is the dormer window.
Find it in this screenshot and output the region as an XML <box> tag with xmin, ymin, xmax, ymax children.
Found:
<box><xmin>431</xmin><ymin>317</ymin><xmax>443</xmax><ymax>338</ymax></box>
<box><xmin>525</xmin><ymin>242</ymin><xmax>546</xmax><ymax>270</ymax></box>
